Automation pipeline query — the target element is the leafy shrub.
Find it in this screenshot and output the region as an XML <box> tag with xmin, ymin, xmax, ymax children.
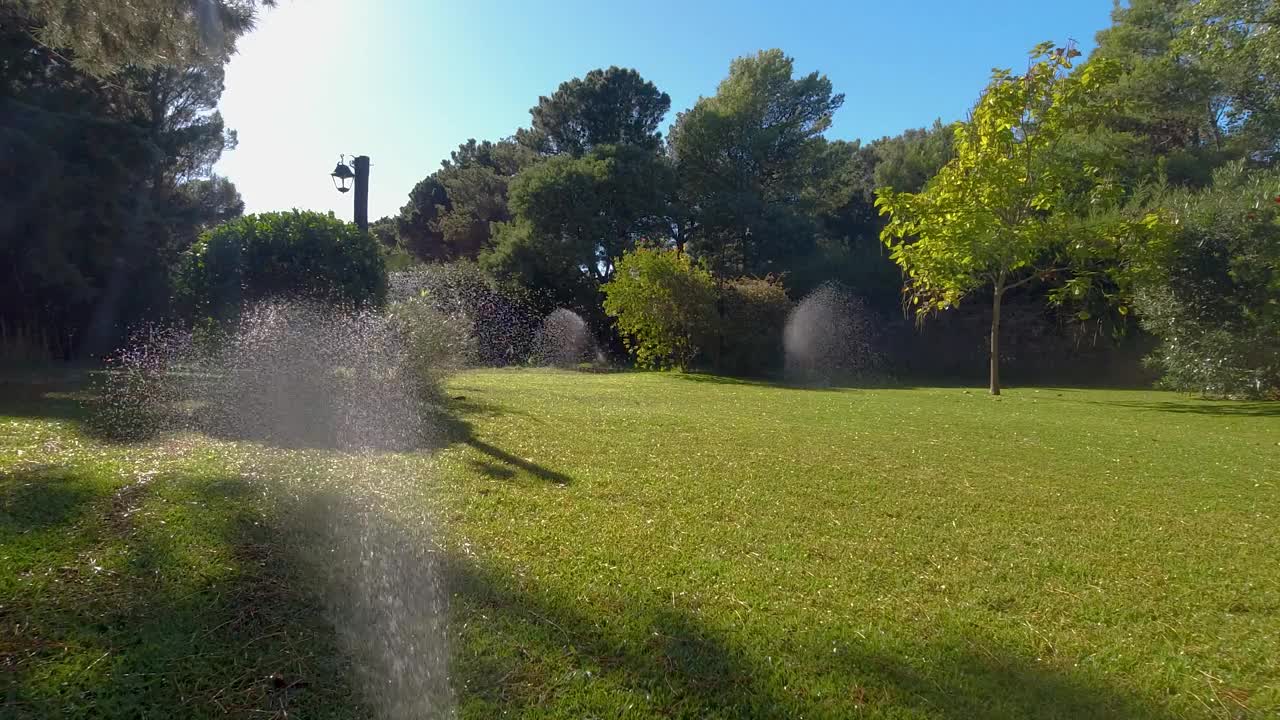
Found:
<box><xmin>390</xmin><ymin>261</ymin><xmax>540</xmax><ymax>365</ymax></box>
<box><xmin>602</xmin><ymin>247</ymin><xmax>718</xmax><ymax>369</ymax></box>
<box><xmin>716</xmin><ymin>276</ymin><xmax>793</xmax><ymax>376</ymax></box>
<box><xmin>1131</xmin><ymin>164</ymin><xmax>1280</xmax><ymax>399</ymax></box>
<box><xmin>388</xmin><ymin>295</ymin><xmax>477</xmax><ymax>401</ymax></box>
<box><xmin>178</xmin><ymin>210</ymin><xmax>386</xmax><ymax>322</ymax></box>
<box><xmin>1136</xmin><ymin>285</ymin><xmax>1278</xmax><ymax>399</ymax></box>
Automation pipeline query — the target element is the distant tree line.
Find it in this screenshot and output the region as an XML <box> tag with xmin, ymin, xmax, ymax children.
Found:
<box><xmin>376</xmin><ymin>1</ymin><xmax>1277</xmax><ymax>396</ymax></box>
<box><xmin>4</xmin><ymin>0</ymin><xmax>1276</xmax><ymax>397</ymax></box>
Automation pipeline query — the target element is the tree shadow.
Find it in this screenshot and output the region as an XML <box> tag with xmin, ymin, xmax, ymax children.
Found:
<box><xmin>674</xmin><ymin>372</ymin><xmax>785</xmax><ymax>388</ymax></box>
<box><xmin>0</xmin><ymin>368</ymin><xmax>493</xmax><ymax>455</ymax></box>
<box><xmin>463</xmin><ymin>438</ymin><xmax>572</xmax><ymax>485</ymax></box>
<box><xmin>670</xmin><ymin>371</ymin><xmax>1171</xmax><ymax>395</ymax></box>
<box><xmin>1087</xmin><ymin>399</ymin><xmax>1280</xmax><ymax>418</ymax></box>
<box><xmin>1</xmin><ymin>470</ymin><xmax>359</xmax><ymax>719</ymax></box>
<box><xmin>0</xmin><ymin>465</ymin><xmax>98</xmax><ymax>533</ymax></box>
<box><xmin>0</xmin><ymin>377</ymin><xmax>93</xmax><ymax>425</ymax></box>
<box><xmin>672</xmin><ymin>371</ymin><xmax>983</xmax><ymax>392</ymax></box>
<box><xmin>445</xmin><ymin>556</ymin><xmax>1179</xmax><ymax>719</ymax></box>
<box><xmin>672</xmin><ymin>372</ymin><xmax>849</xmax><ymax>392</ymax></box>
<box><xmin>445</xmin><ymin>557</ymin><xmax>787</xmax><ymax>717</ymax></box>
<box><xmin>819</xmin><ymin>636</ymin><xmax>1177</xmax><ymax>720</ymax></box>
<box><xmin>465</xmin><ymin>459</ymin><xmax>516</xmax><ymax>481</ymax></box>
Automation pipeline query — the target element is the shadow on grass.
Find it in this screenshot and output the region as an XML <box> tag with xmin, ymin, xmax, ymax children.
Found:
<box><xmin>673</xmin><ymin>372</ymin><xmax>1172</xmax><ymax>395</ymax></box>
<box><xmin>466</xmin><ymin>459</ymin><xmax>516</xmax><ymax>481</ymax></box>
<box><xmin>463</xmin><ymin>438</ymin><xmax>572</xmax><ymax>486</ymax></box>
<box><xmin>0</xmin><ymin>370</ymin><xmax>475</xmax><ymax>452</ymax></box>
<box><xmin>0</xmin><ymin>465</ymin><xmax>98</xmax><ymax>533</ymax></box>
<box><xmin>673</xmin><ymin>371</ymin><xmax>980</xmax><ymax>393</ymax></box>
<box><xmin>0</xmin><ymin>377</ymin><xmax>93</xmax><ymax>425</ymax></box>
<box><xmin>0</xmin><ymin>469</ymin><xmax>359</xmax><ymax>719</ymax></box>
<box><xmin>446</xmin><ymin>557</ymin><xmax>1177</xmax><ymax>719</ymax></box>
<box><xmin>1090</xmin><ymin>399</ymin><xmax>1280</xmax><ymax>418</ymax></box>
<box><xmin>673</xmin><ymin>372</ymin><xmax>846</xmax><ymax>392</ymax></box>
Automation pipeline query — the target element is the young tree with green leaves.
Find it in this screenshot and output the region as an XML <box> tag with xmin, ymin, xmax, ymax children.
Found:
<box><xmin>875</xmin><ymin>43</ymin><xmax>1154</xmax><ymax>395</ymax></box>
<box><xmin>602</xmin><ymin>247</ymin><xmax>718</xmax><ymax>370</ymax></box>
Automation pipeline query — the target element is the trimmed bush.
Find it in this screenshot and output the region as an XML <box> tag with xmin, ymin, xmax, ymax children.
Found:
<box><xmin>388</xmin><ymin>295</ymin><xmax>477</xmax><ymax>401</ymax></box>
<box><xmin>716</xmin><ymin>276</ymin><xmax>793</xmax><ymax>376</ymax></box>
<box><xmin>178</xmin><ymin>210</ymin><xmax>386</xmax><ymax>322</ymax></box>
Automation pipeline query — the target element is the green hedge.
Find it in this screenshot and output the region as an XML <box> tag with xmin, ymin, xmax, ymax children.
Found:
<box><xmin>178</xmin><ymin>210</ymin><xmax>386</xmax><ymax>322</ymax></box>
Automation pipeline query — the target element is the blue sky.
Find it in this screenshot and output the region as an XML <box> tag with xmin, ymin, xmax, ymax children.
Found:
<box><xmin>214</xmin><ymin>0</ymin><xmax>1118</xmax><ymax>222</ymax></box>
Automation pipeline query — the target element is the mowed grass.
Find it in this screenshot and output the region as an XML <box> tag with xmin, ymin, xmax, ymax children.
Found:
<box><xmin>434</xmin><ymin>371</ymin><xmax>1279</xmax><ymax>719</ymax></box>
<box><xmin>2</xmin><ymin>369</ymin><xmax>1278</xmax><ymax>718</ymax></box>
<box><xmin>0</xmin><ymin>379</ymin><xmax>357</xmax><ymax>718</ymax></box>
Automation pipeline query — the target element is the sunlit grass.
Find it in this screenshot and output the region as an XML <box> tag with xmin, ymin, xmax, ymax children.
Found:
<box><xmin>433</xmin><ymin>370</ymin><xmax>1279</xmax><ymax>719</ymax></box>
<box><xmin>2</xmin><ymin>369</ymin><xmax>1277</xmax><ymax>718</ymax></box>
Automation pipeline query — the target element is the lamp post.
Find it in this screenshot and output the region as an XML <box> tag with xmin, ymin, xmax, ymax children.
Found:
<box><xmin>330</xmin><ymin>154</ymin><xmax>370</xmax><ymax>232</ymax></box>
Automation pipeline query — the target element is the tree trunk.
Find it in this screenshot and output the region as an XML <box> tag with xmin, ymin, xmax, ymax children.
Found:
<box><xmin>989</xmin><ymin>281</ymin><xmax>1003</xmax><ymax>396</ymax></box>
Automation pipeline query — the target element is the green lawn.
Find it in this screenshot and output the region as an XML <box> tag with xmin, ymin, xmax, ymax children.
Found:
<box><xmin>3</xmin><ymin>369</ymin><xmax>1277</xmax><ymax>718</ymax></box>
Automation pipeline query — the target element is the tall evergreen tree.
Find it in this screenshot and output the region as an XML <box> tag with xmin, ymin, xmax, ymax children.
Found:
<box><xmin>669</xmin><ymin>49</ymin><xmax>844</xmax><ymax>276</ymax></box>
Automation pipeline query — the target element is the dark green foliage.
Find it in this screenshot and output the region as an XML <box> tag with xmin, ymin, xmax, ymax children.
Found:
<box><xmin>178</xmin><ymin>211</ymin><xmax>387</xmax><ymax>322</ymax></box>
<box><xmin>1181</xmin><ymin>0</ymin><xmax>1280</xmax><ymax>165</ymax></box>
<box><xmin>369</xmin><ymin>216</ymin><xmax>398</xmax><ymax>248</ymax></box>
<box><xmin>1</xmin><ymin>23</ymin><xmax>244</xmax><ymax>360</ymax></box>
<box><xmin>670</xmin><ymin>49</ymin><xmax>844</xmax><ymax>277</ymax></box>
<box><xmin>1090</xmin><ymin>0</ymin><xmax>1280</xmax><ymax>183</ymax></box>
<box><xmin>434</xmin><ymin>139</ymin><xmax>535</xmax><ymax>257</ymax></box>
<box><xmin>524</xmin><ymin>66</ymin><xmax>671</xmax><ymax>156</ymax></box>
<box><xmin>787</xmin><ymin>139</ymin><xmax>903</xmax><ymax>306</ymax></box>
<box><xmin>15</xmin><ymin>0</ymin><xmax>267</xmax><ymax>74</ymax></box>
<box><xmin>482</xmin><ymin>144</ymin><xmax>674</xmax><ymax>311</ymax></box>
<box><xmin>871</xmin><ymin>119</ymin><xmax>956</xmax><ymax>193</ymax></box>
<box><xmin>0</xmin><ymin>97</ymin><xmax>163</xmax><ymax>360</ymax></box>
<box><xmin>120</xmin><ymin>64</ymin><xmax>238</xmax><ymax>184</ymax></box>
<box><xmin>396</xmin><ymin>176</ymin><xmax>452</xmax><ymax>260</ymax></box>
<box><xmin>715</xmin><ymin>276</ymin><xmax>793</xmax><ymax>376</ymax></box>
<box><xmin>395</xmin><ymin>139</ymin><xmax>535</xmax><ymax>263</ymax></box>
<box><xmin>480</xmin><ymin>221</ymin><xmax>601</xmax><ymax>315</ymax></box>
<box><xmin>370</xmin><ymin>216</ymin><xmax>418</xmax><ymax>271</ymax></box>
<box><xmin>396</xmin><ymin>68</ymin><xmax>671</xmax><ymax>315</ymax></box>
<box><xmin>173</xmin><ymin>176</ymin><xmax>245</xmax><ymax>228</ymax></box>
<box><xmin>1089</xmin><ymin>0</ymin><xmax>1228</xmax><ymax>187</ymax></box>
<box><xmin>1132</xmin><ymin>164</ymin><xmax>1280</xmax><ymax>398</ymax></box>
